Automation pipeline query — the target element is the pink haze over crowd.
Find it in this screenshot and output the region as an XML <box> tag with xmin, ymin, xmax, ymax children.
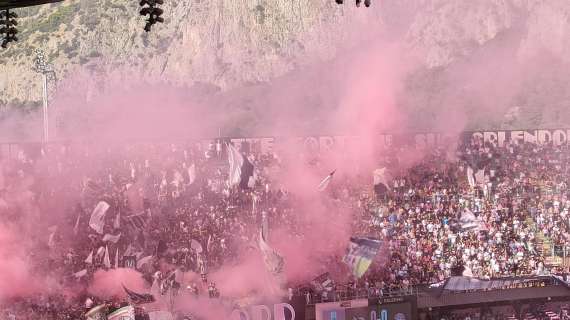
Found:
<box><xmin>0</xmin><ymin>29</ymin><xmax>453</xmax><ymax>318</ymax></box>
<box><xmin>1</xmin><ymin>4</ymin><xmax>561</xmax><ymax>318</ymax></box>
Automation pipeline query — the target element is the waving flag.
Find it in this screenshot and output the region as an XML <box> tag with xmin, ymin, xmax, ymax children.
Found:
<box><xmin>318</xmin><ymin>170</ymin><xmax>336</xmax><ymax>191</ymax></box>
<box><xmin>114</xmin><ymin>212</ymin><xmax>121</xmax><ymax>229</ymax></box>
<box><xmin>160</xmin><ymin>271</ymin><xmax>179</xmax><ymax>296</ymax></box>
<box><xmin>311</xmin><ymin>272</ymin><xmax>334</xmax><ymax>292</ymax></box>
<box><xmin>103</xmin><ymin>246</ymin><xmax>111</xmax><ymax>269</ymax></box>
<box><xmin>97</xmin><ymin>246</ymin><xmax>106</xmax><ymax>257</ymax></box>
<box><xmin>85</xmin><ymin>305</ymin><xmax>108</xmax><ymax>320</ymax></box>
<box><xmin>89</xmin><ymin>201</ymin><xmax>110</xmax><ymax>234</ymax></box>
<box><xmin>187</xmin><ymin>163</ymin><xmax>196</xmax><ymax>185</ymax></box>
<box><xmin>103</xmin><ymin>233</ymin><xmax>121</xmax><ymax>244</ymax></box>
<box><xmin>343</xmin><ymin>237</ymin><xmax>382</xmax><ymax>278</ymax></box>
<box><xmin>108</xmin><ymin>306</ymin><xmax>135</xmax><ymax>320</ymax></box>
<box><xmin>373</xmin><ymin>167</ymin><xmax>391</xmax><ymax>190</ymax></box>
<box><xmin>82</xmin><ymin>180</ymin><xmax>104</xmax><ymax>207</ymax></box>
<box><xmin>460</xmin><ymin>208</ymin><xmax>485</xmax><ymax>232</ymax></box>
<box><xmin>258</xmin><ymin>231</ymin><xmax>284</xmax><ymax>275</ymax></box>
<box><xmin>126</xmin><ymin>213</ymin><xmax>148</xmax><ymax>232</ymax></box>
<box><xmin>373</xmin><ymin>168</ymin><xmax>390</xmax><ymax>189</ymax></box>
<box><xmin>474</xmin><ymin>169</ymin><xmax>486</xmax><ymax>185</ymax></box>
<box><xmin>123</xmin><ymin>285</ymin><xmax>156</xmax><ymax>305</ymax></box>
<box><xmin>73</xmin><ymin>212</ymin><xmax>81</xmax><ymax>235</ymax></box>
<box><xmin>227</xmin><ymin>143</ymin><xmax>244</xmax><ymax>187</ymax></box>
<box><xmin>85</xmin><ymin>250</ymin><xmax>94</xmax><ymax>264</ymax></box>
<box><xmin>373</xmin><ymin>168</ymin><xmax>391</xmax><ymax>197</ymax></box>
<box><xmin>242</xmin><ymin>158</ymin><xmax>255</xmax><ymax>189</ymax></box>
<box><xmin>227</xmin><ymin>143</ymin><xmax>254</xmax><ymax>189</ymax></box>
<box><xmin>73</xmin><ymin>269</ymin><xmax>88</xmax><ymax>279</ymax></box>
<box><xmin>190</xmin><ymin>239</ymin><xmax>203</xmax><ymax>253</ymax></box>
<box><xmin>467</xmin><ymin>166</ymin><xmax>476</xmax><ymax>188</ymax></box>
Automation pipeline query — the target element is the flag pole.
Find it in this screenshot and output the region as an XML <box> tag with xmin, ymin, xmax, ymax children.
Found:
<box><xmin>169</xmin><ymin>286</ymin><xmax>174</xmax><ymax>315</ymax></box>
<box><xmin>261</xmin><ymin>211</ymin><xmax>269</xmax><ymax>241</ymax></box>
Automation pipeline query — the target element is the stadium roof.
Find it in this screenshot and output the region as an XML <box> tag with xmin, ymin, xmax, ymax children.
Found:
<box><xmin>0</xmin><ymin>0</ymin><xmax>64</xmax><ymax>10</ymax></box>
<box><xmin>442</xmin><ymin>275</ymin><xmax>554</xmax><ymax>292</ymax></box>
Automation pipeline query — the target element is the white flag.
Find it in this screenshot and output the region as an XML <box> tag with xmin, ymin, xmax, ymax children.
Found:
<box><xmin>318</xmin><ymin>170</ymin><xmax>336</xmax><ymax>191</ymax></box>
<box><xmin>227</xmin><ymin>143</ymin><xmax>244</xmax><ymax>187</ymax></box>
<box><xmin>258</xmin><ymin>231</ymin><xmax>284</xmax><ymax>275</ymax></box>
<box><xmin>467</xmin><ymin>166</ymin><xmax>476</xmax><ymax>188</ymax></box>
<box><xmin>373</xmin><ymin>168</ymin><xmax>391</xmax><ymax>190</ymax></box>
<box><xmin>73</xmin><ymin>213</ymin><xmax>81</xmax><ymax>235</ymax></box>
<box><xmin>460</xmin><ymin>208</ymin><xmax>477</xmax><ymax>225</ymax></box>
<box><xmin>73</xmin><ymin>269</ymin><xmax>88</xmax><ymax>279</ymax></box>
<box><xmin>97</xmin><ymin>246</ymin><xmax>106</xmax><ymax>257</ymax></box>
<box><xmin>248</xmin><ymin>170</ymin><xmax>257</xmax><ymax>188</ymax></box>
<box><xmin>190</xmin><ymin>239</ymin><xmax>203</xmax><ymax>253</ymax></box>
<box><xmin>103</xmin><ymin>233</ymin><xmax>122</xmax><ymax>244</ymax></box>
<box><xmin>462</xmin><ymin>265</ymin><xmax>474</xmax><ymax>277</ymax></box>
<box><xmin>89</xmin><ymin>201</ymin><xmax>110</xmax><ymax>234</ymax></box>
<box><xmin>207</xmin><ymin>234</ymin><xmax>213</xmax><ymax>253</ymax></box>
<box><xmin>85</xmin><ymin>250</ymin><xmax>93</xmax><ymax>264</ymax></box>
<box><xmin>460</xmin><ymin>208</ymin><xmax>484</xmax><ymax>232</ymax></box>
<box><xmin>48</xmin><ymin>228</ymin><xmax>57</xmax><ymax>249</ymax></box>
<box><xmin>188</xmin><ymin>163</ymin><xmax>196</xmax><ymax>185</ymax></box>
<box><xmin>261</xmin><ymin>211</ymin><xmax>269</xmax><ymax>241</ymax></box>
<box><xmin>114</xmin><ymin>212</ymin><xmax>121</xmax><ymax>229</ymax></box>
<box><xmin>150</xmin><ymin>275</ymin><xmax>161</xmax><ymax>297</ymax></box>
<box><xmin>104</xmin><ymin>246</ymin><xmax>111</xmax><ymax>269</ymax></box>
<box><xmin>474</xmin><ymin>169</ymin><xmax>485</xmax><ymax>185</ymax></box>
<box><xmin>173</xmin><ymin>170</ymin><xmax>184</xmax><ymax>186</ymax></box>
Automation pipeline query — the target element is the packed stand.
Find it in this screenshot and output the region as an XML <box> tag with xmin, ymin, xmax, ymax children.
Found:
<box><xmin>0</xmin><ymin>137</ymin><xmax>569</xmax><ymax>318</ymax></box>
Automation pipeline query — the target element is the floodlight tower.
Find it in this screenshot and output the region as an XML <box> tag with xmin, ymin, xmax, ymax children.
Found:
<box><xmin>32</xmin><ymin>49</ymin><xmax>57</xmax><ymax>143</ymax></box>
<box><xmin>139</xmin><ymin>0</ymin><xmax>164</xmax><ymax>32</ymax></box>
<box><xmin>0</xmin><ymin>9</ymin><xmax>18</xmax><ymax>48</ymax></box>
<box><xmin>335</xmin><ymin>0</ymin><xmax>372</xmax><ymax>7</ymax></box>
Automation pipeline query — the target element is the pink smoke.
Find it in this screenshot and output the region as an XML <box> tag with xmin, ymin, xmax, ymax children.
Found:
<box><xmin>254</xmin><ymin>40</ymin><xmax>416</xmax><ymax>286</ymax></box>
<box><xmin>210</xmin><ymin>248</ymin><xmax>283</xmax><ymax>298</ymax></box>
<box><xmin>88</xmin><ymin>268</ymin><xmax>146</xmax><ymax>299</ymax></box>
<box><xmin>2</xmin><ymin>35</ymin><xmax>425</xmax><ymax>308</ymax></box>
<box><xmin>51</xmin><ymin>69</ymin><xmax>223</xmax><ymax>143</ymax></box>
<box><xmin>0</xmin><ymin>224</ymin><xmax>41</xmax><ymax>301</ymax></box>
<box><xmin>175</xmin><ymin>295</ymin><xmax>234</xmax><ymax>320</ymax></box>
<box><xmin>1</xmin><ymin>2</ymin><xmax>569</xmax><ymax>314</ymax></box>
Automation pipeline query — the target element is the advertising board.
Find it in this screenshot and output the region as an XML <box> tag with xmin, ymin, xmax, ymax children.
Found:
<box><xmin>315</xmin><ymin>297</ymin><xmax>416</xmax><ymax>320</ymax></box>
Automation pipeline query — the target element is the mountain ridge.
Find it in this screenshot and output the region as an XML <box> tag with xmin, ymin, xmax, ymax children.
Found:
<box><xmin>0</xmin><ymin>0</ymin><xmax>569</xmax><ymax>135</ymax></box>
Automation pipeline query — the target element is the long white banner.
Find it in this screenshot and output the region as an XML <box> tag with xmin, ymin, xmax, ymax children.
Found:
<box><xmin>201</xmin><ymin>128</ymin><xmax>570</xmax><ymax>154</ymax></box>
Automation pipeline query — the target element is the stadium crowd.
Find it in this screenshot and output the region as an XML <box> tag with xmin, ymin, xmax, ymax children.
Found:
<box><xmin>0</xmin><ymin>135</ymin><xmax>570</xmax><ymax>320</ymax></box>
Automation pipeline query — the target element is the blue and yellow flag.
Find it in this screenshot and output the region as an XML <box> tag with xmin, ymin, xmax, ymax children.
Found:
<box><xmin>343</xmin><ymin>237</ymin><xmax>382</xmax><ymax>278</ymax></box>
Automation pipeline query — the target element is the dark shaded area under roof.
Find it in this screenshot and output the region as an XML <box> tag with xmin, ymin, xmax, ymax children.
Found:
<box><xmin>418</xmin><ymin>276</ymin><xmax>570</xmax><ymax>309</ymax></box>
<box><xmin>0</xmin><ymin>0</ymin><xmax>63</xmax><ymax>10</ymax></box>
<box><xmin>443</xmin><ymin>276</ymin><xmax>555</xmax><ymax>292</ymax></box>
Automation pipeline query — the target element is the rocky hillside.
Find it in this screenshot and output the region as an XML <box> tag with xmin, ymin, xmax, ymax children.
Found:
<box><xmin>0</xmin><ymin>0</ymin><xmax>569</xmax><ymax>134</ymax></box>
